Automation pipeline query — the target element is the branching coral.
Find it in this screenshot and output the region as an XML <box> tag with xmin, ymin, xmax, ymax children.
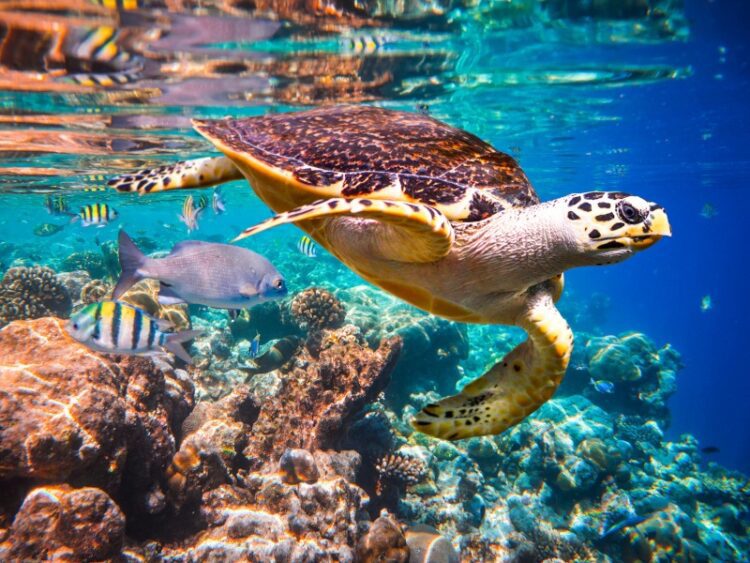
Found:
<box><xmin>375</xmin><ymin>452</ymin><xmax>427</xmax><ymax>494</ymax></box>
<box><xmin>291</xmin><ymin>287</ymin><xmax>346</xmax><ymax>332</ymax></box>
<box><xmin>0</xmin><ymin>266</ymin><xmax>72</xmax><ymax>327</ymax></box>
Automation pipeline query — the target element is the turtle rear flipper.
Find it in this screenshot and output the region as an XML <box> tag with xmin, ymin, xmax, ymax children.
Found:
<box><xmin>108</xmin><ymin>156</ymin><xmax>242</xmax><ymax>194</ymax></box>
<box><xmin>411</xmin><ymin>285</ymin><xmax>572</xmax><ymax>440</ymax></box>
<box><xmin>233</xmin><ymin>197</ymin><xmax>455</xmax><ymax>263</ymax></box>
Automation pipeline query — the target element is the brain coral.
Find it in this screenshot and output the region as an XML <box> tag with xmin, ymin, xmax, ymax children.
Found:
<box><xmin>0</xmin><ymin>266</ymin><xmax>72</xmax><ymax>327</ymax></box>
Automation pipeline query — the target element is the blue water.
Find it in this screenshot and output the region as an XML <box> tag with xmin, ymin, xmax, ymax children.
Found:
<box><xmin>0</xmin><ymin>0</ymin><xmax>747</xmax><ymax>478</ymax></box>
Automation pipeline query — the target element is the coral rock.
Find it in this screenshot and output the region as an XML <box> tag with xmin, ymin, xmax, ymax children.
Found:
<box><xmin>0</xmin><ymin>485</ymin><xmax>125</xmax><ymax>561</ymax></box>
<box><xmin>279</xmin><ymin>448</ymin><xmax>320</xmax><ymax>484</ymax></box>
<box><xmin>405</xmin><ymin>525</ymin><xmax>460</xmax><ymax>563</ymax></box>
<box><xmin>79</xmin><ymin>278</ymin><xmax>112</xmax><ymax>305</ymax></box>
<box><xmin>357</xmin><ymin>514</ymin><xmax>409</xmax><ymax>563</ymax></box>
<box><xmin>243</xmin><ymin>326</ymin><xmax>401</xmax><ymax>468</ymax></box>
<box><xmin>0</xmin><ymin>317</ymin><xmax>192</xmax><ymax>518</ymax></box>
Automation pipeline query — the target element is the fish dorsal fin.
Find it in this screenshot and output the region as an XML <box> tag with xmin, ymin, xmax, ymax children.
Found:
<box><xmin>171</xmin><ymin>240</ymin><xmax>211</xmax><ymax>253</ymax></box>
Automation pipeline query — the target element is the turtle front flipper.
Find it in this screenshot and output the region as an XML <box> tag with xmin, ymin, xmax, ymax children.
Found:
<box><xmin>411</xmin><ymin>284</ymin><xmax>572</xmax><ymax>440</ymax></box>
<box><xmin>108</xmin><ymin>156</ymin><xmax>242</xmax><ymax>194</ymax></box>
<box><xmin>233</xmin><ymin>197</ymin><xmax>455</xmax><ymax>263</ymax></box>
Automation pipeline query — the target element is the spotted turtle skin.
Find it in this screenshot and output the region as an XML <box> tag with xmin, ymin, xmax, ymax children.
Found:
<box><xmin>194</xmin><ymin>105</ymin><xmax>539</xmax><ymax>222</ymax></box>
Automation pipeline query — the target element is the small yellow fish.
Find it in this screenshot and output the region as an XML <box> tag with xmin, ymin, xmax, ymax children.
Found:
<box><xmin>178</xmin><ymin>195</ymin><xmax>203</xmax><ymax>233</ymax></box>
<box><xmin>297</xmin><ymin>235</ymin><xmax>318</xmax><ymax>257</ymax></box>
<box><xmin>76</xmin><ymin>203</ymin><xmax>118</xmax><ymax>227</ymax></box>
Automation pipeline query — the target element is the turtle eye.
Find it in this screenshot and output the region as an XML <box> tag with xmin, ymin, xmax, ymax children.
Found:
<box><xmin>617</xmin><ymin>201</ymin><xmax>643</xmax><ymax>224</ymax></box>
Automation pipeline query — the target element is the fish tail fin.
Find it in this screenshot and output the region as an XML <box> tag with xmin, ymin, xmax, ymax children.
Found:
<box><xmin>69</xmin><ymin>214</ymin><xmax>80</xmax><ymax>225</ymax></box>
<box><xmin>113</xmin><ymin>230</ymin><xmax>147</xmax><ymax>300</ymax></box>
<box><xmin>163</xmin><ymin>330</ymin><xmax>203</xmax><ymax>364</ymax></box>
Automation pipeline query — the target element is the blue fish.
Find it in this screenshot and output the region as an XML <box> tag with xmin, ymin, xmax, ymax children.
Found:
<box><xmin>599</xmin><ymin>514</ymin><xmax>649</xmax><ymax>540</ymax></box>
<box><xmin>249</xmin><ymin>332</ymin><xmax>261</xmax><ymax>359</ymax></box>
<box><xmin>590</xmin><ymin>378</ymin><xmax>615</xmax><ymax>394</ymax></box>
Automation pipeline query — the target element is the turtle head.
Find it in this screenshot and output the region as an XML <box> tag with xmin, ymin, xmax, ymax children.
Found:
<box><xmin>563</xmin><ymin>192</ymin><xmax>671</xmax><ymax>265</ymax></box>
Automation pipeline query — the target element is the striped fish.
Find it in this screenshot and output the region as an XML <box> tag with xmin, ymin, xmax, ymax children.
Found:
<box><xmin>44</xmin><ymin>194</ymin><xmax>73</xmax><ymax>217</ymax></box>
<box><xmin>179</xmin><ymin>195</ymin><xmax>203</xmax><ymax>233</ymax></box>
<box><xmin>75</xmin><ymin>203</ymin><xmax>118</xmax><ymax>227</ymax></box>
<box><xmin>297</xmin><ymin>235</ymin><xmax>318</xmax><ymax>257</ymax></box>
<box><xmin>342</xmin><ymin>35</ymin><xmax>389</xmax><ymax>55</ymax></box>
<box><xmin>74</xmin><ymin>26</ymin><xmax>131</xmax><ymax>66</ymax></box>
<box><xmin>66</xmin><ymin>301</ymin><xmax>201</xmax><ymax>364</ymax></box>
<box><xmin>92</xmin><ymin>0</ymin><xmax>140</xmax><ymax>10</ymax></box>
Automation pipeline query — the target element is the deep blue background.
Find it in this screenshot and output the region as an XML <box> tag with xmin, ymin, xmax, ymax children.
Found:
<box><xmin>562</xmin><ymin>0</ymin><xmax>750</xmax><ymax>473</ymax></box>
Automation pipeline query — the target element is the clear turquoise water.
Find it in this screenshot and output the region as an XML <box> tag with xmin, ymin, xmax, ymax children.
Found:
<box><xmin>0</xmin><ymin>0</ymin><xmax>747</xmax><ymax>480</ymax></box>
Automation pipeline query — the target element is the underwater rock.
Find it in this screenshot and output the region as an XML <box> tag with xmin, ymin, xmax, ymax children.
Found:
<box><xmin>0</xmin><ymin>317</ymin><xmax>193</xmax><ymax>523</ymax></box>
<box><xmin>405</xmin><ymin>525</ymin><xmax>460</xmax><ymax>563</ymax></box>
<box><xmin>0</xmin><ymin>266</ymin><xmax>72</xmax><ymax>327</ymax></box>
<box><xmin>357</xmin><ymin>514</ymin><xmax>409</xmax><ymax>563</ymax></box>
<box><xmin>279</xmin><ymin>448</ymin><xmax>320</xmax><ymax>485</ymax></box>
<box><xmin>59</xmin><ymin>250</ymin><xmax>108</xmax><ymax>280</ymax></box>
<box><xmin>291</xmin><ymin>286</ymin><xmax>346</xmax><ymax>332</ymax></box>
<box><xmin>167</xmin><ymin>388</ymin><xmax>258</xmax><ymax>507</ymax></box>
<box><xmin>243</xmin><ymin>325</ymin><xmax>401</xmax><ymax>468</ymax></box>
<box><xmin>0</xmin><ymin>485</ymin><xmax>125</xmax><ymax>561</ymax></box>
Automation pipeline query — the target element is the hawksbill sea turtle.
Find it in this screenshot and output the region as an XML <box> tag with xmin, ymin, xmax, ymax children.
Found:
<box><xmin>108</xmin><ymin>105</ymin><xmax>671</xmax><ymax>441</ymax></box>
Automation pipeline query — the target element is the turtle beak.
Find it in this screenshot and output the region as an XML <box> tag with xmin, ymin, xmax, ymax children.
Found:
<box><xmin>625</xmin><ymin>207</ymin><xmax>671</xmax><ymax>250</ymax></box>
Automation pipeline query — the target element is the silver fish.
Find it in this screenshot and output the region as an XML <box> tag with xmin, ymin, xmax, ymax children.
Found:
<box><xmin>113</xmin><ymin>230</ymin><xmax>287</xmax><ymax>310</ymax></box>
<box><xmin>212</xmin><ymin>187</ymin><xmax>226</xmax><ymax>215</ymax></box>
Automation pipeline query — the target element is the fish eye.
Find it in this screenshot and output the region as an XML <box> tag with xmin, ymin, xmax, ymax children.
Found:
<box><xmin>617</xmin><ymin>201</ymin><xmax>642</xmax><ymax>224</ymax></box>
<box><xmin>274</xmin><ymin>279</ymin><xmax>285</xmax><ymax>289</ymax></box>
<box><xmin>72</xmin><ymin>323</ymin><xmax>79</xmax><ymax>330</ymax></box>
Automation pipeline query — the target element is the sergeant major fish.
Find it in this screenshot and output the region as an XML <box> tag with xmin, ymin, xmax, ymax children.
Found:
<box><xmin>212</xmin><ymin>187</ymin><xmax>226</xmax><ymax>215</ymax></box>
<box><xmin>113</xmin><ymin>230</ymin><xmax>288</xmax><ymax>311</ymax></box>
<box><xmin>297</xmin><ymin>235</ymin><xmax>318</xmax><ymax>257</ymax></box>
<box><xmin>66</xmin><ymin>301</ymin><xmax>201</xmax><ymax>363</ymax></box>
<box><xmin>73</xmin><ymin>203</ymin><xmax>118</xmax><ymax>227</ymax></box>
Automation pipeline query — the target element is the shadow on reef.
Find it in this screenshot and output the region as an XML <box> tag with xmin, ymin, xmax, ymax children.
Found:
<box><xmin>0</xmin><ymin>277</ymin><xmax>748</xmax><ymax>561</ymax></box>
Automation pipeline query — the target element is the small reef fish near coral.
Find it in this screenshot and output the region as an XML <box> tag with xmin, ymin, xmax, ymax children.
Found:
<box><xmin>113</xmin><ymin>230</ymin><xmax>287</xmax><ymax>310</ymax></box>
<box><xmin>0</xmin><ymin>1</ymin><xmax>748</xmax><ymax>561</ymax></box>
<box><xmin>66</xmin><ymin>300</ymin><xmax>201</xmax><ymax>363</ymax></box>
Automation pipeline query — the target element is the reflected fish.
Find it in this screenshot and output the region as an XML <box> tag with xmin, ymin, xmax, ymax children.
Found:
<box><xmin>74</xmin><ymin>203</ymin><xmax>118</xmax><ymax>227</ymax></box>
<box><xmin>701</xmin><ymin>446</ymin><xmax>720</xmax><ymax>454</ymax></box>
<box><xmin>44</xmin><ymin>194</ymin><xmax>73</xmax><ymax>217</ymax></box>
<box><xmin>297</xmin><ymin>235</ymin><xmax>318</xmax><ymax>257</ymax></box>
<box><xmin>343</xmin><ymin>35</ymin><xmax>389</xmax><ymax>54</ymax></box>
<box><xmin>113</xmin><ymin>230</ymin><xmax>287</xmax><ymax>311</ymax></box>
<box><xmin>249</xmin><ymin>332</ymin><xmax>261</xmax><ymax>359</ymax></box>
<box><xmin>590</xmin><ymin>378</ymin><xmax>615</xmax><ymax>394</ymax></box>
<box><xmin>179</xmin><ymin>195</ymin><xmax>203</xmax><ymax>232</ymax></box>
<box><xmin>212</xmin><ymin>187</ymin><xmax>226</xmax><ymax>215</ymax></box>
<box><xmin>66</xmin><ymin>301</ymin><xmax>201</xmax><ymax>364</ymax></box>
<box><xmin>700</xmin><ymin>295</ymin><xmax>712</xmax><ymax>312</ymax></box>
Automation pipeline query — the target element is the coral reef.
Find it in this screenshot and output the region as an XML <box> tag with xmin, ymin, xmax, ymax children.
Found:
<box><xmin>80</xmin><ymin>278</ymin><xmax>112</xmax><ymax>305</ymax></box>
<box><xmin>0</xmin><ymin>317</ymin><xmax>194</xmax><ymax>535</ymax></box>
<box><xmin>120</xmin><ymin>279</ymin><xmax>191</xmax><ymax>331</ymax></box>
<box><xmin>0</xmin><ymin>485</ymin><xmax>125</xmax><ymax>560</ymax></box>
<box><xmin>376</xmin><ymin>452</ymin><xmax>428</xmax><ymax>494</ymax></box>
<box><xmin>291</xmin><ymin>286</ymin><xmax>346</xmax><ymax>332</ymax></box>
<box><xmin>0</xmin><ymin>266</ymin><xmax>71</xmax><ymax>327</ymax></box>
